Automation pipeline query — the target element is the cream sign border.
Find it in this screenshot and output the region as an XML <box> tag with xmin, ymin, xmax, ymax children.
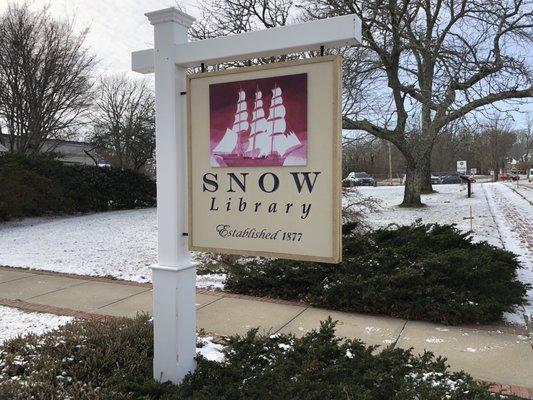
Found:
<box><xmin>187</xmin><ymin>55</ymin><xmax>342</xmax><ymax>263</ymax></box>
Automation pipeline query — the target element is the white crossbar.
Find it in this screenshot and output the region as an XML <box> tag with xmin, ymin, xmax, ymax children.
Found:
<box><xmin>132</xmin><ymin>14</ymin><xmax>361</xmax><ymax>73</ymax></box>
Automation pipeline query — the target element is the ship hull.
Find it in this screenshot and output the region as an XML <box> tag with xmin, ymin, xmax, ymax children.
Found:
<box><xmin>213</xmin><ymin>144</ymin><xmax>304</xmax><ymax>167</ymax></box>
<box><xmin>214</xmin><ymin>154</ymin><xmax>285</xmax><ymax>167</ymax></box>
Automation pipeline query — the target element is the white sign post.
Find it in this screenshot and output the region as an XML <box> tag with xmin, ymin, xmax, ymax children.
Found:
<box><xmin>457</xmin><ymin>160</ymin><xmax>467</xmax><ymax>174</ymax></box>
<box><xmin>133</xmin><ymin>6</ymin><xmax>361</xmax><ymax>384</ymax></box>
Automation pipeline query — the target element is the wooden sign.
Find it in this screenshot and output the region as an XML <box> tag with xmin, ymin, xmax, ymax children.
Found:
<box><xmin>187</xmin><ymin>56</ymin><xmax>342</xmax><ymax>263</ymax></box>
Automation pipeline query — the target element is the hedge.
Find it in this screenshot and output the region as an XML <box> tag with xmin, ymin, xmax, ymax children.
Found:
<box><xmin>225</xmin><ymin>223</ymin><xmax>528</xmax><ymax>325</ymax></box>
<box><xmin>0</xmin><ymin>153</ymin><xmax>156</xmax><ymax>220</ymax></box>
<box><xmin>0</xmin><ymin>315</ymin><xmax>513</xmax><ymax>399</ymax></box>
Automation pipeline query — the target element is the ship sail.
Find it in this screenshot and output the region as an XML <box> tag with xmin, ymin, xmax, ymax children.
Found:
<box><xmin>214</xmin><ymin>89</ymin><xmax>248</xmax><ymax>155</ymax></box>
<box><xmin>213</xmin><ymin>128</ymin><xmax>238</xmax><ymax>154</ymax></box>
<box><xmin>273</xmin><ymin>131</ymin><xmax>301</xmax><ymax>156</ymax></box>
<box><xmin>246</xmin><ymin>90</ymin><xmax>270</xmax><ymax>157</ymax></box>
<box><xmin>232</xmin><ymin>90</ymin><xmax>249</xmax><ymax>134</ymax></box>
<box><xmin>267</xmin><ymin>85</ymin><xmax>302</xmax><ymax>157</ymax></box>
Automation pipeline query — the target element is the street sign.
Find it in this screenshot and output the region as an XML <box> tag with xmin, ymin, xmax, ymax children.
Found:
<box><xmin>132</xmin><ymin>6</ymin><xmax>361</xmax><ymax>384</ymax></box>
<box><xmin>187</xmin><ymin>58</ymin><xmax>341</xmax><ymax>263</ymax></box>
<box><xmin>470</xmin><ymin>168</ymin><xmax>477</xmax><ymax>175</ymax></box>
<box><xmin>457</xmin><ymin>160</ymin><xmax>467</xmax><ymax>174</ymax></box>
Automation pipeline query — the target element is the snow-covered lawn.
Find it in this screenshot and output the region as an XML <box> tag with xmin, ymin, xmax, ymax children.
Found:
<box><xmin>356</xmin><ymin>183</ymin><xmax>501</xmax><ymax>246</ymax></box>
<box><xmin>0</xmin><ymin>209</ymin><xmax>157</xmax><ymax>283</ymax></box>
<box><xmin>0</xmin><ymin>183</ymin><xmax>531</xmax><ymax>324</ymax></box>
<box><xmin>0</xmin><ymin>306</ymin><xmax>72</xmax><ymax>345</ymax></box>
<box><xmin>0</xmin><ymin>184</ymin><xmax>522</xmax><ymax>278</ymax></box>
<box><xmin>0</xmin><ymin>208</ymin><xmax>224</xmax><ymax>288</ymax></box>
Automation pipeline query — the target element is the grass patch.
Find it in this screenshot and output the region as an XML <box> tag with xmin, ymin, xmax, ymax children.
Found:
<box><xmin>0</xmin><ymin>315</ymin><xmax>513</xmax><ymax>399</ymax></box>
<box><xmin>225</xmin><ymin>223</ymin><xmax>528</xmax><ymax>325</ymax></box>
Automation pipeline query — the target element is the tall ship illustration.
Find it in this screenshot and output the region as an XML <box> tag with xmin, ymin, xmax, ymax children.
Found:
<box><xmin>212</xmin><ymin>85</ymin><xmax>303</xmax><ymax>167</ymax></box>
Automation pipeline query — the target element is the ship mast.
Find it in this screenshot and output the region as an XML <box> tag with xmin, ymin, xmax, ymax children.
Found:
<box><xmin>269</xmin><ymin>84</ymin><xmax>276</xmax><ymax>156</ymax></box>
<box><xmin>268</xmin><ymin>83</ymin><xmax>286</xmax><ymax>156</ymax></box>
<box><xmin>246</xmin><ymin>86</ymin><xmax>269</xmax><ymax>159</ymax></box>
<box><xmin>252</xmin><ymin>85</ymin><xmax>258</xmax><ymax>157</ymax></box>
<box><xmin>235</xmin><ymin>87</ymin><xmax>248</xmax><ymax>156</ymax></box>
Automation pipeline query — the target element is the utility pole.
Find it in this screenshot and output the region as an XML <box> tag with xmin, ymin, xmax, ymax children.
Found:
<box><xmin>388</xmin><ymin>141</ymin><xmax>393</xmax><ymax>185</ymax></box>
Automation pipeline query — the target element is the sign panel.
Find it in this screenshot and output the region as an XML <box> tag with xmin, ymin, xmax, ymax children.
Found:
<box><xmin>187</xmin><ymin>56</ymin><xmax>342</xmax><ymax>263</ymax></box>
<box><xmin>457</xmin><ymin>160</ymin><xmax>467</xmax><ymax>174</ymax></box>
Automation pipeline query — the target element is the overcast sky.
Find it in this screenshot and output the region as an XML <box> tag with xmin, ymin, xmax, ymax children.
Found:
<box><xmin>0</xmin><ymin>0</ymin><xmax>201</xmax><ymax>76</ymax></box>
<box><xmin>1</xmin><ymin>0</ymin><xmax>531</xmax><ymax>127</ymax></box>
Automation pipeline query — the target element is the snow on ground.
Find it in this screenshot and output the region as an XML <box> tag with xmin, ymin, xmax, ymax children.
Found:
<box><xmin>0</xmin><ymin>209</ymin><xmax>157</xmax><ymax>283</ymax></box>
<box><xmin>0</xmin><ymin>183</ymin><xmax>530</xmax><ymax>323</ymax></box>
<box><xmin>0</xmin><ymin>306</ymin><xmax>72</xmax><ymax>345</ymax></box>
<box><xmin>0</xmin><ymin>208</ymin><xmax>225</xmax><ymax>288</ymax></box>
<box><xmin>196</xmin><ymin>336</ymin><xmax>225</xmax><ymax>362</ymax></box>
<box><xmin>356</xmin><ymin>183</ymin><xmax>502</xmax><ymax>246</ymax></box>
<box><xmin>483</xmin><ymin>183</ymin><xmax>533</xmax><ymax>323</ymax></box>
<box><xmin>195</xmin><ymin>274</ymin><xmax>226</xmax><ymax>290</ymax></box>
<box><xmin>503</xmin><ymin>182</ymin><xmax>533</xmax><ymax>204</ymax></box>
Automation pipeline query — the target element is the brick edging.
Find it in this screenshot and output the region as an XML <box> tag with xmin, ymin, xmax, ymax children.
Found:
<box><xmin>488</xmin><ymin>381</ymin><xmax>533</xmax><ymax>399</ymax></box>
<box><xmin>0</xmin><ymin>297</ymin><xmax>111</xmax><ymax>321</ymax></box>
<box><xmin>0</xmin><ymin>265</ymin><xmax>152</xmax><ymax>288</ymax></box>
<box><xmin>1</xmin><ymin>265</ymin><xmax>528</xmax><ymax>335</ymax></box>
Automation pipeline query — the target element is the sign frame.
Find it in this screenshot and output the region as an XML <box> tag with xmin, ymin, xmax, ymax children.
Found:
<box><xmin>186</xmin><ymin>55</ymin><xmax>342</xmax><ymax>264</ymax></box>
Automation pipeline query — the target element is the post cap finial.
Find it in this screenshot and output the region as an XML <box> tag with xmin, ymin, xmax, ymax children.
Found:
<box><xmin>145</xmin><ymin>7</ymin><xmax>196</xmax><ymax>27</ymax></box>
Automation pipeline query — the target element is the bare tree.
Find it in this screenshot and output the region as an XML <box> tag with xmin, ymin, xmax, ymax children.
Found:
<box><xmin>476</xmin><ymin>115</ymin><xmax>517</xmax><ymax>181</ymax></box>
<box><xmin>0</xmin><ymin>3</ymin><xmax>95</xmax><ymax>154</ymax></box>
<box><xmin>304</xmin><ymin>0</ymin><xmax>533</xmax><ymax>205</ymax></box>
<box><xmin>193</xmin><ymin>0</ymin><xmax>533</xmax><ymax>206</ymax></box>
<box><xmin>188</xmin><ymin>0</ymin><xmax>306</xmax><ymax>71</ymax></box>
<box><xmin>517</xmin><ymin>115</ymin><xmax>533</xmax><ymax>173</ymax></box>
<box><xmin>91</xmin><ymin>75</ymin><xmax>155</xmax><ymax>171</ymax></box>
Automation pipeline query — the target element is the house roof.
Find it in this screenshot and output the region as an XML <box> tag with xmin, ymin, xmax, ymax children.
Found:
<box><xmin>0</xmin><ymin>135</ymin><xmax>104</xmax><ymax>163</ymax></box>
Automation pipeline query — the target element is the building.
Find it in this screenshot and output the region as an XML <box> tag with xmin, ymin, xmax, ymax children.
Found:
<box><xmin>41</xmin><ymin>139</ymin><xmax>102</xmax><ymax>166</ymax></box>
<box><xmin>0</xmin><ymin>135</ymin><xmax>103</xmax><ymax>166</ymax></box>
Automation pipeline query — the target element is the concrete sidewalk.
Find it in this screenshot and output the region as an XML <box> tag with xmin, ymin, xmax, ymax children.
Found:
<box><xmin>0</xmin><ymin>266</ymin><xmax>532</xmax><ymax>396</ymax></box>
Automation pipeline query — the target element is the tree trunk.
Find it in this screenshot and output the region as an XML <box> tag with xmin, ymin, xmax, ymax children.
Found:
<box><xmin>402</xmin><ymin>159</ymin><xmax>424</xmax><ymax>207</ymax></box>
<box><xmin>420</xmin><ymin>157</ymin><xmax>434</xmax><ymax>194</ymax></box>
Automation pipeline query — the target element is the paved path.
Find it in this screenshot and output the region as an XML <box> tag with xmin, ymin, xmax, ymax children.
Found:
<box><xmin>483</xmin><ymin>183</ymin><xmax>533</xmax><ymax>322</ymax></box>
<box><xmin>0</xmin><ymin>266</ymin><xmax>532</xmax><ymax>397</ymax></box>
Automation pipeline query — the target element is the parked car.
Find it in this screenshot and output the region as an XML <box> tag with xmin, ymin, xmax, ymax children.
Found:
<box><xmin>431</xmin><ymin>175</ymin><xmax>442</xmax><ymax>184</ymax></box>
<box><xmin>344</xmin><ymin>172</ymin><xmax>376</xmax><ymax>187</ymax></box>
<box><xmin>441</xmin><ymin>175</ymin><xmax>462</xmax><ymax>184</ymax></box>
<box><xmin>499</xmin><ymin>173</ymin><xmax>519</xmax><ymax>181</ymax></box>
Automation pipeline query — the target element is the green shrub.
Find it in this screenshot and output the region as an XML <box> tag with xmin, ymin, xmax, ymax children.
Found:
<box><xmin>0</xmin><ymin>165</ymin><xmax>64</xmax><ymax>219</ymax></box>
<box><xmin>0</xmin><ymin>153</ymin><xmax>156</xmax><ymax>220</ymax></box>
<box><xmin>225</xmin><ymin>224</ymin><xmax>528</xmax><ymax>325</ymax></box>
<box><xmin>0</xmin><ymin>315</ymin><xmax>512</xmax><ymax>399</ymax></box>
